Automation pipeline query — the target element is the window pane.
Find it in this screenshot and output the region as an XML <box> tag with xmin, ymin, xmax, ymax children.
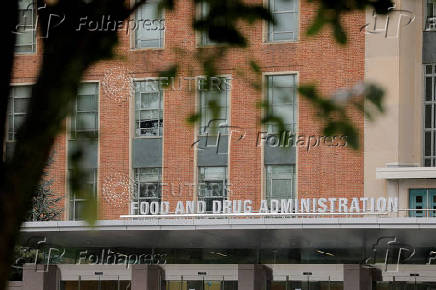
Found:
<box><xmin>139</xmin><ymin>183</ymin><xmax>160</xmax><ymax>198</ymax></box>
<box><xmin>14</xmin><ymin>86</ymin><xmax>32</xmax><ymax>98</ymax></box>
<box><xmin>18</xmin><ymin>0</ymin><xmax>33</xmax><ymax>9</ymax></box>
<box><xmin>140</xmin><ymin>109</ymin><xmax>160</xmax><ymax>120</ymax></box>
<box><xmin>427</xmin><ymin>65</ymin><xmax>433</xmax><ymax>74</ymax></box>
<box><xmin>426</xmin><ymin>105</ymin><xmax>432</xmax><ymax>128</ymax></box>
<box><xmin>76</xmin><ymin>112</ymin><xmax>97</xmax><ymax>131</ymax></box>
<box><xmin>135</xmin><ymin>81</ymin><xmax>163</xmax><ymax>137</ymax></box>
<box><xmin>16</xmin><ymin>31</ymin><xmax>34</xmax><ymax>45</ymax></box>
<box><xmin>142</xmin><ymin>93</ymin><xmax>160</xmax><ymax>109</ymax></box>
<box><xmin>266</xmin><ymin>75</ymin><xmax>297</xmax><ymax>133</ymax></box>
<box><xmin>74</xmin><ymin>201</ymin><xmax>85</xmax><ymax>221</ymax></box>
<box><xmin>198</xmin><ymin>167</ymin><xmax>227</xmax><ymax>212</ymax></box>
<box><xmin>18</xmin><ymin>10</ymin><xmax>35</xmax><ymax>29</ymax></box>
<box><xmin>134</xmin><ymin>168</ymin><xmax>162</xmax><ymax>204</ymax></box>
<box><xmin>271</xmin><ymin>75</ymin><xmax>295</xmax><ymax>89</ymax></box>
<box><xmin>201</xmin><ymin>167</ymin><xmax>226</xmax><ymax>180</ymax></box>
<box><xmin>425</xmin><ymin>131</ymin><xmax>432</xmax><ymax>157</ymax></box>
<box><xmin>14</xmin><ymin>115</ymin><xmax>25</xmax><ymax>130</ymax></box>
<box><xmin>78</xmin><ymin>83</ymin><xmax>98</xmax><ymax>96</ymax></box>
<box><xmin>273</xmin><ymin>104</ymin><xmax>293</xmax><ymax>125</ymax></box>
<box><xmin>426</xmin><ymin>77</ymin><xmax>433</xmax><ymax>101</ymax></box>
<box><xmin>16</xmin><ymin>0</ymin><xmax>35</xmax><ymax>53</ymax></box>
<box><xmin>13</xmin><ymin>98</ymin><xmax>29</xmax><ymax>114</ymax></box>
<box><xmin>199</xmin><ymin>82</ymin><xmax>229</xmax><ymax>134</ymax></box>
<box><xmin>199</xmin><ymin>181</ymin><xmax>224</xmax><ymax>198</ymax></box>
<box><xmin>8</xmin><ymin>114</ymin><xmax>13</xmax><ymax>131</ymax></box>
<box><xmin>135</xmin><ymin>1</ymin><xmax>163</xmax><ymax>48</ymax></box>
<box><xmin>270</xmin><ymin>12</ymin><xmax>298</xmax><ymax>41</ymax></box>
<box><xmin>274</xmin><ymin>12</ymin><xmax>297</xmax><ymax>33</ymax></box>
<box><xmin>266</xmin><ymin>165</ymin><xmax>295</xmax><ymax>200</ymax></box>
<box><xmin>272</xmin><ymin>0</ymin><xmax>296</xmax><ymax>12</ymax></box>
<box><xmin>77</xmin><ymin>94</ymin><xmax>97</xmax><ymax>111</ymax></box>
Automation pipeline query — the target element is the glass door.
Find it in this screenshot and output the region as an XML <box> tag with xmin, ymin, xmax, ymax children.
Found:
<box><xmin>409</xmin><ymin>189</ymin><xmax>436</xmax><ymax>217</ymax></box>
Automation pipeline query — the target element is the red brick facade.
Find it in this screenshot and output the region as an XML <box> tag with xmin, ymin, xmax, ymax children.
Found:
<box><xmin>10</xmin><ymin>0</ymin><xmax>365</xmax><ymax>220</ymax></box>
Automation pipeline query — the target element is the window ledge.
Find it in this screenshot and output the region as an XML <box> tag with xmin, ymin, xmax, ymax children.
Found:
<box><xmin>376</xmin><ymin>166</ymin><xmax>436</xmax><ymax>179</ymax></box>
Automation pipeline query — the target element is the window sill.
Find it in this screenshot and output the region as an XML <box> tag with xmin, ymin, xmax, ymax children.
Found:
<box><xmin>130</xmin><ymin>47</ymin><xmax>165</xmax><ymax>52</ymax></box>
<box><xmin>376</xmin><ymin>166</ymin><xmax>436</xmax><ymax>179</ymax></box>
<box><xmin>263</xmin><ymin>40</ymin><xmax>299</xmax><ymax>45</ymax></box>
<box><xmin>134</xmin><ymin>136</ymin><xmax>163</xmax><ymax>139</ymax></box>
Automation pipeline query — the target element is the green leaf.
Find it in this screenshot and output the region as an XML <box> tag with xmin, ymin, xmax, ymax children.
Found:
<box><xmin>333</xmin><ymin>19</ymin><xmax>347</xmax><ymax>44</ymax></box>
<box><xmin>307</xmin><ymin>12</ymin><xmax>325</xmax><ymax>36</ymax></box>
<box><xmin>187</xmin><ymin>113</ymin><xmax>201</xmax><ymax>124</ymax></box>
<box><xmin>249</xmin><ymin>60</ymin><xmax>261</xmax><ymax>75</ymax></box>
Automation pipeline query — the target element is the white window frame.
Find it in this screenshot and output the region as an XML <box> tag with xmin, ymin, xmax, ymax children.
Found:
<box><xmin>7</xmin><ymin>85</ymin><xmax>32</xmax><ymax>141</ymax></box>
<box><xmin>265</xmin><ymin>165</ymin><xmax>296</xmax><ymax>201</ymax></box>
<box><xmin>69</xmin><ymin>83</ymin><xmax>99</xmax><ymax>140</ymax></box>
<box><xmin>132</xmin><ymin>168</ymin><xmax>162</xmax><ymax>214</ymax></box>
<box><xmin>198</xmin><ymin>76</ymin><xmax>231</xmax><ymax>136</ymax></box>
<box><xmin>424</xmin><ymin>64</ymin><xmax>436</xmax><ymax>166</ymax></box>
<box><xmin>198</xmin><ymin>166</ymin><xmax>228</xmax><ymax>212</ymax></box>
<box><xmin>67</xmin><ymin>82</ymin><xmax>100</xmax><ymax>221</ymax></box>
<box><xmin>264</xmin><ymin>73</ymin><xmax>298</xmax><ymax>134</ymax></box>
<box><xmin>134</xmin><ymin>79</ymin><xmax>164</xmax><ymax>138</ymax></box>
<box><xmin>267</xmin><ymin>0</ymin><xmax>299</xmax><ymax>42</ymax></box>
<box><xmin>15</xmin><ymin>0</ymin><xmax>37</xmax><ymax>54</ymax></box>
<box><xmin>132</xmin><ymin>0</ymin><xmax>165</xmax><ymax>49</ymax></box>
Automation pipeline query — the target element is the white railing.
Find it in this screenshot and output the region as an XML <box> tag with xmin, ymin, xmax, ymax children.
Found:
<box><xmin>119</xmin><ymin>209</ymin><xmax>436</xmax><ymax>220</ymax></box>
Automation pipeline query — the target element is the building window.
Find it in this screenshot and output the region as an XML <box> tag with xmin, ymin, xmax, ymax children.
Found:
<box><xmin>69</xmin><ymin>168</ymin><xmax>97</xmax><ymax>221</ymax></box>
<box><xmin>70</xmin><ymin>83</ymin><xmax>99</xmax><ymax>139</ymax></box>
<box><xmin>265</xmin><ymin>74</ymin><xmax>297</xmax><ymax>133</ymax></box>
<box><xmin>16</xmin><ymin>0</ymin><xmax>36</xmax><ymax>53</ymax></box>
<box><xmin>265</xmin><ymin>165</ymin><xmax>296</xmax><ymax>201</ymax></box>
<box><xmin>198</xmin><ymin>167</ymin><xmax>227</xmax><ymax>212</ymax></box>
<box><xmin>134</xmin><ymin>0</ymin><xmax>164</xmax><ymax>48</ymax></box>
<box><xmin>68</xmin><ymin>83</ymin><xmax>99</xmax><ymax>221</ymax></box>
<box><xmin>199</xmin><ymin>2</ymin><xmax>216</xmax><ymax>46</ymax></box>
<box><xmin>133</xmin><ymin>168</ymin><xmax>162</xmax><ymax>214</ymax></box>
<box><xmin>7</xmin><ymin>86</ymin><xmax>31</xmax><ymax>141</ymax></box>
<box><xmin>426</xmin><ymin>0</ymin><xmax>436</xmax><ymax>31</ymax></box>
<box><xmin>409</xmin><ymin>188</ymin><xmax>436</xmax><ymax>217</ymax></box>
<box><xmin>424</xmin><ymin>64</ymin><xmax>436</xmax><ymax>166</ymax></box>
<box><xmin>134</xmin><ymin>80</ymin><xmax>163</xmax><ymax>137</ymax></box>
<box><xmin>267</xmin><ymin>0</ymin><xmax>299</xmax><ymax>42</ymax></box>
<box><xmin>199</xmin><ymin>77</ymin><xmax>229</xmax><ymax>135</ymax></box>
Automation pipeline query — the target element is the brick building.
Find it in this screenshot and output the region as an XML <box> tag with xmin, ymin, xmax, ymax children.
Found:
<box><xmin>7</xmin><ymin>0</ymin><xmax>436</xmax><ymax>289</ymax></box>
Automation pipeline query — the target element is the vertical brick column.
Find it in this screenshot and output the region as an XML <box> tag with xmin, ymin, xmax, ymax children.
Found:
<box><xmin>238</xmin><ymin>264</ymin><xmax>272</xmax><ymax>290</ymax></box>
<box><xmin>131</xmin><ymin>265</ymin><xmax>165</xmax><ymax>290</ymax></box>
<box><xmin>344</xmin><ymin>264</ymin><xmax>381</xmax><ymax>290</ymax></box>
<box><xmin>22</xmin><ymin>264</ymin><xmax>60</xmax><ymax>290</ymax></box>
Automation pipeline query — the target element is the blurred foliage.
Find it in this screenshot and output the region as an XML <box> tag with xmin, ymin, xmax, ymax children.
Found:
<box><xmin>307</xmin><ymin>0</ymin><xmax>393</xmax><ymax>44</ymax></box>
<box><xmin>193</xmin><ymin>0</ymin><xmax>274</xmax><ymax>47</ymax></box>
<box><xmin>298</xmin><ymin>82</ymin><xmax>385</xmax><ymax>149</ymax></box>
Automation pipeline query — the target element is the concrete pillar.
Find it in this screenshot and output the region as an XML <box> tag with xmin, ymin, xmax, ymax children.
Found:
<box><xmin>238</xmin><ymin>264</ymin><xmax>272</xmax><ymax>290</ymax></box>
<box><xmin>131</xmin><ymin>265</ymin><xmax>165</xmax><ymax>290</ymax></box>
<box><xmin>344</xmin><ymin>265</ymin><xmax>381</xmax><ymax>290</ymax></box>
<box><xmin>21</xmin><ymin>264</ymin><xmax>60</xmax><ymax>290</ymax></box>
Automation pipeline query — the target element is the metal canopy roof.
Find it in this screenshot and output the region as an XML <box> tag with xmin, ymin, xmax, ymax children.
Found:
<box><xmin>18</xmin><ymin>217</ymin><xmax>436</xmax><ymax>250</ymax></box>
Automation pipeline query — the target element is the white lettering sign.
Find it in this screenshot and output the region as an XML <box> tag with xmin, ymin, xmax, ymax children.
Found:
<box><xmin>129</xmin><ymin>197</ymin><xmax>398</xmax><ymax>215</ymax></box>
